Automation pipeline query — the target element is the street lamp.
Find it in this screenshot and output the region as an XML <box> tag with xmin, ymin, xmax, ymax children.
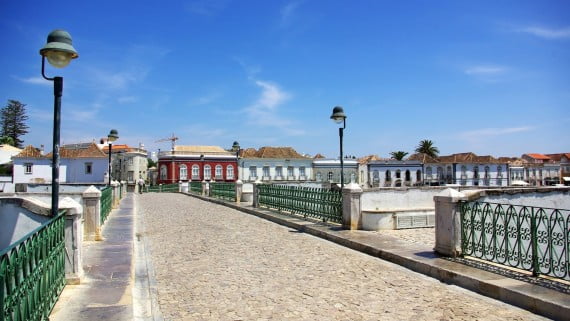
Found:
<box><xmin>330</xmin><ymin>106</ymin><xmax>347</xmax><ymax>189</ymax></box>
<box><xmin>232</xmin><ymin>141</ymin><xmax>240</xmax><ymax>181</ymax></box>
<box><xmin>40</xmin><ymin>29</ymin><xmax>78</xmax><ymax>216</ymax></box>
<box><xmin>107</xmin><ymin>129</ymin><xmax>119</xmax><ymax>185</ymax></box>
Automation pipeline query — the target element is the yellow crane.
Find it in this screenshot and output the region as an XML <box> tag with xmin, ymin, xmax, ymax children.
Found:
<box><xmin>155</xmin><ymin>134</ymin><xmax>179</xmax><ymax>151</ymax></box>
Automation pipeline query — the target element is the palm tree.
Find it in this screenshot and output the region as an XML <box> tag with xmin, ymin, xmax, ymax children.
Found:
<box><xmin>415</xmin><ymin>139</ymin><xmax>439</xmax><ymax>158</ymax></box>
<box><xmin>390</xmin><ymin>151</ymin><xmax>408</xmax><ymax>160</ymax></box>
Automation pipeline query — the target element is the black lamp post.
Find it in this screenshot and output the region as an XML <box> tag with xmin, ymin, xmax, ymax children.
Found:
<box><xmin>330</xmin><ymin>106</ymin><xmax>347</xmax><ymax>189</ymax></box>
<box><xmin>232</xmin><ymin>141</ymin><xmax>240</xmax><ymax>181</ymax></box>
<box><xmin>107</xmin><ymin>129</ymin><xmax>119</xmax><ymax>185</ymax></box>
<box><xmin>40</xmin><ymin>29</ymin><xmax>78</xmax><ymax>216</ymax></box>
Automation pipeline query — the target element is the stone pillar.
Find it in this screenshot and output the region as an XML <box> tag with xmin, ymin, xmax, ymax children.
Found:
<box><xmin>111</xmin><ymin>181</ymin><xmax>120</xmax><ymax>208</ymax></box>
<box><xmin>59</xmin><ymin>197</ymin><xmax>84</xmax><ymax>284</ymax></box>
<box><xmin>235</xmin><ymin>180</ymin><xmax>243</xmax><ymax>204</ymax></box>
<box><xmin>342</xmin><ymin>183</ymin><xmax>363</xmax><ymax>230</ymax></box>
<box><xmin>181</xmin><ymin>181</ymin><xmax>189</xmax><ymax>193</ymax></box>
<box><xmin>434</xmin><ymin>188</ymin><xmax>466</xmax><ymax>257</ymax></box>
<box><xmin>202</xmin><ymin>180</ymin><xmax>208</xmax><ymax>196</ymax></box>
<box><xmin>252</xmin><ymin>182</ymin><xmax>260</xmax><ymax>208</ymax></box>
<box><xmin>82</xmin><ymin>186</ymin><xmax>102</xmax><ymax>241</ymax></box>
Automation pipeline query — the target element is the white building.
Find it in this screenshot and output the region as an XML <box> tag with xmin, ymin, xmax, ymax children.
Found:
<box><xmin>313</xmin><ymin>157</ymin><xmax>358</xmax><ymax>184</ymax></box>
<box><xmin>0</xmin><ymin>144</ymin><xmax>22</xmax><ymax>165</ymax></box>
<box><xmin>239</xmin><ymin>147</ymin><xmax>313</xmax><ymax>182</ymax></box>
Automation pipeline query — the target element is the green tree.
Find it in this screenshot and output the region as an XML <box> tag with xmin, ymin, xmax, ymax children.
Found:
<box><xmin>147</xmin><ymin>158</ymin><xmax>157</xmax><ymax>168</ymax></box>
<box><xmin>0</xmin><ymin>135</ymin><xmax>15</xmax><ymax>146</ymax></box>
<box><xmin>415</xmin><ymin>139</ymin><xmax>440</xmax><ymax>158</ymax></box>
<box><xmin>390</xmin><ymin>151</ymin><xmax>408</xmax><ymax>160</ymax></box>
<box><xmin>1</xmin><ymin>100</ymin><xmax>29</xmax><ymax>148</ymax></box>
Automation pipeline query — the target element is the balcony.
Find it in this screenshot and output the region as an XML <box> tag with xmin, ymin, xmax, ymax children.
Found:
<box><xmin>274</xmin><ymin>176</ymin><xmax>283</xmax><ymax>181</ymax></box>
<box><xmin>287</xmin><ymin>176</ymin><xmax>296</xmax><ymax>181</ymax></box>
<box><xmin>248</xmin><ymin>176</ymin><xmax>257</xmax><ymax>181</ymax></box>
<box><xmin>299</xmin><ymin>175</ymin><xmax>306</xmax><ymax>181</ymax></box>
<box><xmin>262</xmin><ymin>176</ymin><xmax>271</xmax><ymax>181</ymax></box>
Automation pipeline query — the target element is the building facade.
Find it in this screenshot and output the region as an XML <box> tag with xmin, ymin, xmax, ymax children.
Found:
<box><xmin>312</xmin><ymin>158</ymin><xmax>358</xmax><ymax>184</ymax></box>
<box><xmin>367</xmin><ymin>159</ymin><xmax>424</xmax><ymax>187</ymax></box>
<box><xmin>103</xmin><ymin>144</ymin><xmax>149</xmax><ymax>183</ymax></box>
<box><xmin>238</xmin><ymin>147</ymin><xmax>313</xmax><ymax>183</ymax></box>
<box><xmin>157</xmin><ymin>145</ymin><xmax>237</xmax><ymax>184</ymax></box>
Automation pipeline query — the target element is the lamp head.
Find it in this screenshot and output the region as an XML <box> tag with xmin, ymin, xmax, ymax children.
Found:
<box><xmin>39</xmin><ymin>29</ymin><xmax>79</xmax><ymax>68</ymax></box>
<box><xmin>107</xmin><ymin>129</ymin><xmax>119</xmax><ymax>142</ymax></box>
<box><xmin>232</xmin><ymin>141</ymin><xmax>240</xmax><ymax>151</ymax></box>
<box><xmin>330</xmin><ymin>106</ymin><xmax>347</xmax><ymax>124</ymax></box>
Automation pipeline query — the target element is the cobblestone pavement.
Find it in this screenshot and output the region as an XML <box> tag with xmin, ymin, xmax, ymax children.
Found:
<box><xmin>138</xmin><ymin>194</ymin><xmax>546</xmax><ymax>321</ymax></box>
<box><xmin>378</xmin><ymin>228</ymin><xmax>435</xmax><ymax>248</ymax></box>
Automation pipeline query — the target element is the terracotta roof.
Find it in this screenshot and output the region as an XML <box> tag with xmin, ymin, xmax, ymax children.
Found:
<box><xmin>313</xmin><ymin>153</ymin><xmax>326</xmax><ymax>159</ymax></box>
<box><xmin>407</xmin><ymin>153</ymin><xmax>438</xmax><ymax>163</ymax></box>
<box><xmin>47</xmin><ymin>142</ymin><xmax>106</xmax><ymax>158</ymax></box>
<box><xmin>13</xmin><ymin>145</ymin><xmax>44</xmax><ymax>158</ymax></box>
<box><xmin>437</xmin><ymin>152</ymin><xmax>505</xmax><ymax>164</ymax></box>
<box><xmin>357</xmin><ymin>154</ymin><xmax>383</xmax><ymax>165</ymax></box>
<box><xmin>544</xmin><ymin>153</ymin><xmax>570</xmax><ymax>162</ymax></box>
<box><xmin>524</xmin><ymin>153</ymin><xmax>551</xmax><ymax>160</ymax></box>
<box><xmin>174</xmin><ymin>145</ymin><xmax>230</xmax><ymax>154</ymax></box>
<box><xmin>241</xmin><ymin>146</ymin><xmax>308</xmax><ymax>159</ymax></box>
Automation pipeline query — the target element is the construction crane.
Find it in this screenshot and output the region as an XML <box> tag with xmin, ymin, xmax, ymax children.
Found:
<box><xmin>155</xmin><ymin>134</ymin><xmax>179</xmax><ymax>151</ymax></box>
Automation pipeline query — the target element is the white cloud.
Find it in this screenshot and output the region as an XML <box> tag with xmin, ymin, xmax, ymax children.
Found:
<box><xmin>13</xmin><ymin>76</ymin><xmax>52</xmax><ymax>86</ymax></box>
<box><xmin>519</xmin><ymin>26</ymin><xmax>570</xmax><ymax>39</ymax></box>
<box><xmin>464</xmin><ymin>65</ymin><xmax>507</xmax><ymax>76</ymax></box>
<box><xmin>118</xmin><ymin>96</ymin><xmax>137</xmax><ymax>104</ymax></box>
<box><xmin>460</xmin><ymin>126</ymin><xmax>533</xmax><ymax>139</ymax></box>
<box><xmin>253</xmin><ymin>80</ymin><xmax>290</xmax><ymax>110</ymax></box>
<box><xmin>281</xmin><ymin>1</ymin><xmax>303</xmax><ymax>27</ymax></box>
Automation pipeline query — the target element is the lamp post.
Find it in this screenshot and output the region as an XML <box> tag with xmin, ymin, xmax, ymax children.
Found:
<box><xmin>330</xmin><ymin>106</ymin><xmax>347</xmax><ymax>189</ymax></box>
<box><xmin>40</xmin><ymin>29</ymin><xmax>78</xmax><ymax>216</ymax></box>
<box><xmin>232</xmin><ymin>141</ymin><xmax>240</xmax><ymax>181</ymax></box>
<box><xmin>107</xmin><ymin>129</ymin><xmax>119</xmax><ymax>186</ymax></box>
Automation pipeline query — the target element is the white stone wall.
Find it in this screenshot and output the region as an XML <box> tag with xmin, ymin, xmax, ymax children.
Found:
<box><xmin>361</xmin><ymin>188</ymin><xmax>439</xmax><ymax>211</ymax></box>
<box><xmin>239</xmin><ymin>158</ymin><xmax>313</xmax><ymax>182</ymax></box>
<box><xmin>64</xmin><ymin>158</ymin><xmax>107</xmax><ymax>183</ymax></box>
<box><xmin>13</xmin><ymin>159</ymin><xmax>66</xmax><ymax>184</ymax></box>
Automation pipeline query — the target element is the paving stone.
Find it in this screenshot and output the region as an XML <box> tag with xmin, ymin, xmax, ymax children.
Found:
<box><xmin>138</xmin><ymin>193</ymin><xmax>547</xmax><ymax>321</ymax></box>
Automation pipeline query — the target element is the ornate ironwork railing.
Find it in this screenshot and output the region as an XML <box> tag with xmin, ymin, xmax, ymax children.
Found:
<box><xmin>190</xmin><ymin>182</ymin><xmax>202</xmax><ymax>194</ymax></box>
<box><xmin>257</xmin><ymin>184</ymin><xmax>342</xmax><ymax>223</ymax></box>
<box><xmin>145</xmin><ymin>184</ymin><xmax>178</xmax><ymax>193</ymax></box>
<box><xmin>1</xmin><ymin>211</ymin><xmax>66</xmax><ymax>321</ymax></box>
<box><xmin>460</xmin><ymin>201</ymin><xmax>570</xmax><ymax>281</ymax></box>
<box><xmin>100</xmin><ymin>186</ymin><xmax>113</xmax><ymax>225</ymax></box>
<box><xmin>210</xmin><ymin>182</ymin><xmax>236</xmax><ymax>201</ymax></box>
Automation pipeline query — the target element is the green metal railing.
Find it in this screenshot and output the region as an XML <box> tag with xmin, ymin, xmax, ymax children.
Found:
<box><xmin>100</xmin><ymin>186</ymin><xmax>112</xmax><ymax>224</ymax></box>
<box><xmin>258</xmin><ymin>184</ymin><xmax>342</xmax><ymax>223</ymax></box>
<box><xmin>1</xmin><ymin>211</ymin><xmax>66</xmax><ymax>321</ymax></box>
<box><xmin>460</xmin><ymin>201</ymin><xmax>570</xmax><ymax>281</ymax></box>
<box><xmin>190</xmin><ymin>182</ymin><xmax>202</xmax><ymax>194</ymax></box>
<box><xmin>210</xmin><ymin>182</ymin><xmax>236</xmax><ymax>201</ymax></box>
<box><xmin>145</xmin><ymin>184</ymin><xmax>178</xmax><ymax>193</ymax></box>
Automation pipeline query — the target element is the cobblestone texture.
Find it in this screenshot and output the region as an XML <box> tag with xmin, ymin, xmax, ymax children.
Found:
<box><xmin>138</xmin><ymin>194</ymin><xmax>546</xmax><ymax>321</ymax></box>
<box><xmin>378</xmin><ymin>227</ymin><xmax>436</xmax><ymax>248</ymax></box>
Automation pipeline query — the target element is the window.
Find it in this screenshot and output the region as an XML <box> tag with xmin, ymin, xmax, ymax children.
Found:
<box><xmin>426</xmin><ymin>167</ymin><xmax>432</xmax><ymax>179</ymax></box>
<box><xmin>179</xmin><ymin>164</ymin><xmax>188</xmax><ymax>180</ymax></box>
<box><xmin>128</xmin><ymin>171</ymin><xmax>134</xmax><ymax>182</ymax></box>
<box><xmin>215</xmin><ymin>165</ymin><xmax>223</xmax><ymax>179</ymax></box>
<box><xmin>128</xmin><ymin>157</ymin><xmax>133</xmax><ymax>165</ymax></box>
<box><xmin>287</xmin><ymin>166</ymin><xmax>294</xmax><ymax>177</ymax></box>
<box><xmin>416</xmin><ymin>170</ymin><xmax>421</xmax><ymax>182</ymax></box>
<box><xmin>473</xmin><ymin>166</ymin><xmax>479</xmax><ymax>186</ymax></box>
<box><xmin>160</xmin><ymin>165</ymin><xmax>167</xmax><ymax>180</ymax></box>
<box><xmin>446</xmin><ymin>166</ymin><xmax>453</xmax><ymax>183</ymax></box>
<box><xmin>328</xmin><ymin>171</ymin><xmax>334</xmax><ymax>181</ymax></box>
<box><xmin>249</xmin><ymin>166</ymin><xmax>257</xmax><ymax>178</ymax></box>
<box><xmin>316</xmin><ymin>172</ymin><xmax>322</xmax><ymax>181</ymax></box>
<box><xmin>460</xmin><ymin>166</ymin><xmax>467</xmax><ymax>185</ymax></box>
<box><xmin>396</xmin><ymin>170</ymin><xmax>401</xmax><ymax>179</ymax></box>
<box><xmin>299</xmin><ymin>167</ymin><xmax>306</xmax><ymax>177</ymax></box>
<box><xmin>405</xmin><ymin>170</ymin><xmax>411</xmax><ymax>182</ymax></box>
<box><xmin>85</xmin><ymin>162</ymin><xmax>92</xmax><ymax>175</ymax></box>
<box><xmin>227</xmin><ymin>165</ymin><xmax>234</xmax><ymax>180</ymax></box>
<box><xmin>192</xmin><ymin>165</ymin><xmax>200</xmax><ymax>179</ymax></box>
<box><xmin>204</xmin><ymin>165</ymin><xmax>211</xmax><ymax>180</ymax></box>
<box><xmin>385</xmin><ymin>170</ymin><xmax>391</xmax><ymax>182</ymax></box>
<box><xmin>262</xmin><ymin>166</ymin><xmax>270</xmax><ymax>178</ymax></box>
<box><xmin>497</xmin><ymin>165</ymin><xmax>503</xmax><ymax>185</ymax></box>
<box><xmin>275</xmin><ymin>166</ymin><xmax>283</xmax><ymax>177</ymax></box>
<box><xmin>373</xmin><ymin>170</ymin><xmax>379</xmax><ymax>183</ymax></box>
<box><xmin>350</xmin><ymin>173</ymin><xmax>356</xmax><ymax>183</ymax></box>
<box><xmin>24</xmin><ymin>163</ymin><xmax>33</xmax><ymax>174</ymax></box>
<box><xmin>437</xmin><ymin>167</ymin><xmax>444</xmax><ymax>181</ymax></box>
<box><xmin>484</xmin><ymin>166</ymin><xmax>490</xmax><ymax>186</ymax></box>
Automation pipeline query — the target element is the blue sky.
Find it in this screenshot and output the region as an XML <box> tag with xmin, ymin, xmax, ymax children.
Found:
<box><xmin>1</xmin><ymin>0</ymin><xmax>569</xmax><ymax>158</ymax></box>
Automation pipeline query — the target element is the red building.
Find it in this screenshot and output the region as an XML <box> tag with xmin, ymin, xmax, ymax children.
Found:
<box><xmin>157</xmin><ymin>145</ymin><xmax>238</xmax><ymax>184</ymax></box>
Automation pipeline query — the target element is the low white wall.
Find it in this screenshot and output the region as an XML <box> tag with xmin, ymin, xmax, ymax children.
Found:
<box><xmin>0</xmin><ymin>198</ymin><xmax>51</xmax><ymax>249</ymax></box>
<box><xmin>466</xmin><ymin>187</ymin><xmax>570</xmax><ymax>209</ymax></box>
<box><xmin>361</xmin><ymin>188</ymin><xmax>440</xmax><ymax>211</ymax></box>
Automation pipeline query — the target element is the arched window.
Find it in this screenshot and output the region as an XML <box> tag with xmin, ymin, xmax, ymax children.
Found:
<box><xmin>192</xmin><ymin>165</ymin><xmax>200</xmax><ymax>180</ymax></box>
<box><xmin>227</xmin><ymin>165</ymin><xmax>234</xmax><ymax>180</ymax></box>
<box><xmin>461</xmin><ymin>166</ymin><xmax>467</xmax><ymax>185</ymax></box>
<box><xmin>385</xmin><ymin>170</ymin><xmax>392</xmax><ymax>182</ymax></box>
<box><xmin>405</xmin><ymin>170</ymin><xmax>411</xmax><ymax>182</ymax></box>
<box><xmin>160</xmin><ymin>165</ymin><xmax>167</xmax><ymax>180</ymax></box>
<box><xmin>328</xmin><ymin>171</ymin><xmax>334</xmax><ymax>181</ymax></box>
<box><xmin>446</xmin><ymin>166</ymin><xmax>453</xmax><ymax>183</ymax></box>
<box><xmin>316</xmin><ymin>172</ymin><xmax>322</xmax><ymax>182</ymax></box>
<box><xmin>179</xmin><ymin>164</ymin><xmax>187</xmax><ymax>180</ymax></box>
<box><xmin>204</xmin><ymin>165</ymin><xmax>211</xmax><ymax>180</ymax></box>
<box><xmin>437</xmin><ymin>167</ymin><xmax>444</xmax><ymax>181</ymax></box>
<box><xmin>396</xmin><ymin>170</ymin><xmax>401</xmax><ymax>179</ymax></box>
<box><xmin>484</xmin><ymin>166</ymin><xmax>490</xmax><ymax>186</ymax></box>
<box><xmin>215</xmin><ymin>165</ymin><xmax>223</xmax><ymax>179</ymax></box>
<box><xmin>416</xmin><ymin>170</ymin><xmax>422</xmax><ymax>182</ymax></box>
<box><xmin>473</xmin><ymin>166</ymin><xmax>479</xmax><ymax>186</ymax></box>
<box><xmin>497</xmin><ymin>165</ymin><xmax>503</xmax><ymax>186</ymax></box>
